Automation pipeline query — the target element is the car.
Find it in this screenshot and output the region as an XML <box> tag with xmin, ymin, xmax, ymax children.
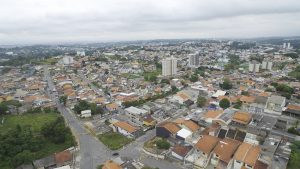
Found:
<box><xmin>112</xmin><ymin>152</ymin><xmax>119</xmax><ymax>156</ymax></box>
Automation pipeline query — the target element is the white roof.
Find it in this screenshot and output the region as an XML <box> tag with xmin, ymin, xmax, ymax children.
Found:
<box><xmin>176</xmin><ymin>128</ymin><xmax>192</xmax><ymax>139</ymax></box>
<box><xmin>81</xmin><ymin>109</ymin><xmax>91</xmax><ymax>114</ymax></box>
<box><xmin>54</xmin><ymin>165</ymin><xmax>71</xmax><ymax>169</ymax></box>
<box><xmin>125</xmin><ymin>106</ymin><xmax>148</xmax><ymax>115</ymax></box>
<box><xmin>212</xmin><ymin>90</ymin><xmax>227</xmax><ymax>98</ymax></box>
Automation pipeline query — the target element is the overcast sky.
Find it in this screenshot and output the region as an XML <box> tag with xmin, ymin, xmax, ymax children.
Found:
<box><xmin>1</xmin><ymin>0</ymin><xmax>300</xmax><ymax>45</ymax></box>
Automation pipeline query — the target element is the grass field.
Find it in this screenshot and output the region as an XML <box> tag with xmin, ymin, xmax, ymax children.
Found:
<box><xmin>0</xmin><ymin>113</ymin><xmax>59</xmax><ymax>134</ymax></box>
<box><xmin>0</xmin><ymin>113</ymin><xmax>75</xmax><ymax>169</ymax></box>
<box><xmin>98</xmin><ymin>132</ymin><xmax>133</xmax><ymax>150</ymax></box>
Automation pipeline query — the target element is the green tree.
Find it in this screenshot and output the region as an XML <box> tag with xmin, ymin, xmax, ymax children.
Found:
<box><xmin>197</xmin><ymin>96</ymin><xmax>206</xmax><ymax>107</ymax></box>
<box><xmin>220</xmin><ymin>78</ymin><xmax>233</xmax><ymax>90</ymax></box>
<box><xmin>233</xmin><ymin>99</ymin><xmax>243</xmax><ymax>109</ymax></box>
<box><xmin>288</xmin><ymin>141</ymin><xmax>300</xmax><ymax>169</ymax></box>
<box><xmin>190</xmin><ymin>74</ymin><xmax>198</xmax><ymax>82</ymax></box>
<box><xmin>219</xmin><ymin>98</ymin><xmax>230</xmax><ymax>109</ymax></box>
<box><xmin>41</xmin><ymin>117</ymin><xmax>69</xmax><ymax>144</ymax></box>
<box><xmin>59</xmin><ymin>95</ymin><xmax>68</xmax><ymax>105</ymax></box>
<box><xmin>155</xmin><ymin>139</ymin><xmax>170</xmax><ymax>150</ymax></box>
<box><xmin>0</xmin><ymin>103</ymin><xmax>8</xmax><ymax>115</ymax></box>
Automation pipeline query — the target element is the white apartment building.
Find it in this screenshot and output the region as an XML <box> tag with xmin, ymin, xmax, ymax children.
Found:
<box><xmin>162</xmin><ymin>57</ymin><xmax>177</xmax><ymax>76</ymax></box>
<box><xmin>189</xmin><ymin>53</ymin><xmax>201</xmax><ymax>67</ymax></box>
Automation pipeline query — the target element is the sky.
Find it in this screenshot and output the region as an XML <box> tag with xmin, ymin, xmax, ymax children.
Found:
<box><xmin>1</xmin><ymin>0</ymin><xmax>300</xmax><ymax>45</ymax></box>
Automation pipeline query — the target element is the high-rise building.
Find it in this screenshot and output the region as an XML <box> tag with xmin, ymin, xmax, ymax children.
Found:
<box><xmin>262</xmin><ymin>60</ymin><xmax>273</xmax><ymax>70</ymax></box>
<box><xmin>283</xmin><ymin>43</ymin><xmax>286</xmax><ymax>49</ymax></box>
<box><xmin>189</xmin><ymin>53</ymin><xmax>201</xmax><ymax>67</ymax></box>
<box><xmin>287</xmin><ymin>43</ymin><xmax>291</xmax><ymax>49</ymax></box>
<box><xmin>162</xmin><ymin>57</ymin><xmax>177</xmax><ymax>76</ymax></box>
<box><xmin>249</xmin><ymin>61</ymin><xmax>260</xmax><ymax>73</ymax></box>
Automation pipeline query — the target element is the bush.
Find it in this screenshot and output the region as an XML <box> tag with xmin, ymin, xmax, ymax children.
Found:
<box><xmin>197</xmin><ymin>96</ymin><xmax>206</xmax><ymax>107</ymax></box>
<box><xmin>155</xmin><ymin>139</ymin><xmax>170</xmax><ymax>150</ymax></box>
<box><xmin>219</xmin><ymin>98</ymin><xmax>230</xmax><ymax>109</ymax></box>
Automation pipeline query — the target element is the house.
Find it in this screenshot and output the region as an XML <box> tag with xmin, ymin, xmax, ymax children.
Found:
<box><xmin>142</xmin><ymin>114</ymin><xmax>156</xmax><ymax>127</ymax></box>
<box><xmin>233</xmin><ymin>142</ymin><xmax>261</xmax><ymax>169</ymax></box>
<box><xmin>156</xmin><ymin>122</ymin><xmax>181</xmax><ymax>138</ymax></box>
<box><xmin>202</xmin><ymin>110</ymin><xmax>223</xmax><ymax>123</ymax></box>
<box><xmin>264</xmin><ymin>95</ymin><xmax>286</xmax><ymax>115</ymax></box>
<box><xmin>174</xmin><ymin>118</ymin><xmax>200</xmax><ymax>133</ymax></box>
<box><xmin>106</xmin><ymin>102</ymin><xmax>119</xmax><ymax>113</ymax></box>
<box><xmin>112</xmin><ymin>121</ymin><xmax>139</xmax><ymax>138</ymax></box>
<box><xmin>54</xmin><ymin>166</ymin><xmax>71</xmax><ymax>169</ymax></box>
<box><xmin>102</xmin><ymin>160</ymin><xmax>122</xmax><ymax>169</ymax></box>
<box><xmin>124</xmin><ymin>106</ymin><xmax>148</xmax><ymax>125</ymax></box>
<box><xmin>231</xmin><ymin>111</ymin><xmax>252</xmax><ymax>126</ymax></box>
<box><xmin>172</xmin><ymin>92</ymin><xmax>191</xmax><ymax>104</ymax></box>
<box><xmin>248</xmin><ymin>96</ymin><xmax>267</xmax><ymax>114</ymax></box>
<box><xmin>282</xmin><ymin>103</ymin><xmax>300</xmax><ymax>118</ymax></box>
<box><xmin>33</xmin><ymin>155</ymin><xmax>56</xmax><ymax>169</ymax></box>
<box><xmin>201</xmin><ymin>123</ymin><xmax>221</xmax><ymax>136</ymax></box>
<box><xmin>176</xmin><ymin>128</ymin><xmax>192</xmax><ymax>141</ymax></box>
<box><xmin>193</xmin><ymin>135</ymin><xmax>220</xmax><ymax>168</ymax></box>
<box><xmin>171</xmin><ymin>144</ymin><xmax>193</xmax><ymax>161</ymax></box>
<box><xmin>54</xmin><ymin>150</ymin><xmax>72</xmax><ymax>167</ymax></box>
<box><xmin>210</xmin><ymin>138</ymin><xmax>241</xmax><ymax>169</ymax></box>
<box><xmin>81</xmin><ymin>110</ymin><xmax>92</xmax><ymax>118</ymax></box>
<box><xmin>212</xmin><ymin>90</ymin><xmax>227</xmax><ymax>98</ymax></box>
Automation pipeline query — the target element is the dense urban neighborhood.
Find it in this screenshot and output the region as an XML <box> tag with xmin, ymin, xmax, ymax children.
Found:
<box><xmin>1</xmin><ymin>38</ymin><xmax>300</xmax><ymax>169</ymax></box>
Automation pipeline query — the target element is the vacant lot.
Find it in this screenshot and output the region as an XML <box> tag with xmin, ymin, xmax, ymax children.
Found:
<box><xmin>0</xmin><ymin>113</ymin><xmax>75</xmax><ymax>169</ymax></box>
<box><xmin>0</xmin><ymin>113</ymin><xmax>59</xmax><ymax>134</ymax></box>
<box><xmin>98</xmin><ymin>132</ymin><xmax>133</xmax><ymax>150</ymax></box>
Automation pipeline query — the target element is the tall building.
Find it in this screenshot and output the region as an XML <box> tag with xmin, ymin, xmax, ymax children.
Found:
<box><xmin>189</xmin><ymin>53</ymin><xmax>201</xmax><ymax>67</ymax></box>
<box><xmin>249</xmin><ymin>61</ymin><xmax>260</xmax><ymax>73</ymax></box>
<box><xmin>283</xmin><ymin>43</ymin><xmax>286</xmax><ymax>49</ymax></box>
<box><xmin>162</xmin><ymin>57</ymin><xmax>177</xmax><ymax>76</ymax></box>
<box><xmin>262</xmin><ymin>60</ymin><xmax>273</xmax><ymax>70</ymax></box>
<box><xmin>287</xmin><ymin>43</ymin><xmax>291</xmax><ymax>49</ymax></box>
<box><xmin>62</xmin><ymin>56</ymin><xmax>74</xmax><ymax>65</ymax></box>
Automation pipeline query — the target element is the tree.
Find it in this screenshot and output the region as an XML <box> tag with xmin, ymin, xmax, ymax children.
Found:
<box><xmin>220</xmin><ymin>78</ymin><xmax>232</xmax><ymax>90</ymax></box>
<box><xmin>233</xmin><ymin>99</ymin><xmax>243</xmax><ymax>109</ymax></box>
<box><xmin>219</xmin><ymin>98</ymin><xmax>230</xmax><ymax>109</ymax></box>
<box><xmin>59</xmin><ymin>95</ymin><xmax>68</xmax><ymax>105</ymax></box>
<box><xmin>0</xmin><ymin>103</ymin><xmax>8</xmax><ymax>115</ymax></box>
<box><xmin>155</xmin><ymin>139</ymin><xmax>170</xmax><ymax>150</ymax></box>
<box><xmin>190</xmin><ymin>74</ymin><xmax>198</xmax><ymax>82</ymax></box>
<box><xmin>197</xmin><ymin>96</ymin><xmax>206</xmax><ymax>107</ymax></box>
<box><xmin>41</xmin><ymin>117</ymin><xmax>69</xmax><ymax>144</ymax></box>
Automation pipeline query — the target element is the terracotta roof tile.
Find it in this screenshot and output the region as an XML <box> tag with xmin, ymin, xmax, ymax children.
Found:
<box><xmin>232</xmin><ymin>112</ymin><xmax>252</xmax><ymax>125</ymax></box>
<box><xmin>195</xmin><ymin>135</ymin><xmax>220</xmax><ymax>154</ymax></box>
<box><xmin>162</xmin><ymin>122</ymin><xmax>181</xmax><ymax>134</ymax></box>
<box><xmin>213</xmin><ymin>138</ymin><xmax>241</xmax><ymax>163</ymax></box>
<box><xmin>114</xmin><ymin>121</ymin><xmax>138</xmax><ymax>133</ymax></box>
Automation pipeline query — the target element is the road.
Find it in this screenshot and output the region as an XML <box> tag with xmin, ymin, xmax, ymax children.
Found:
<box><xmin>44</xmin><ymin>65</ymin><xmax>111</xmax><ymax>169</ymax></box>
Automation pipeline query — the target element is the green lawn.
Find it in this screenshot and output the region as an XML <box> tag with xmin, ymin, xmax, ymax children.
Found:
<box><xmin>98</xmin><ymin>132</ymin><xmax>133</xmax><ymax>150</ymax></box>
<box><xmin>0</xmin><ymin>113</ymin><xmax>59</xmax><ymax>134</ymax></box>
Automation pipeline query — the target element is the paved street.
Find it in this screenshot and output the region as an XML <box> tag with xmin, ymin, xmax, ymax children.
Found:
<box><xmin>44</xmin><ymin>65</ymin><xmax>111</xmax><ymax>169</ymax></box>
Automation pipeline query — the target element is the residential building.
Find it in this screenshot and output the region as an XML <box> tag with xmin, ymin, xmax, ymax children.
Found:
<box><xmin>112</xmin><ymin>121</ymin><xmax>139</xmax><ymax>138</ymax></box>
<box><xmin>264</xmin><ymin>95</ymin><xmax>286</xmax><ymax>115</ymax></box>
<box><xmin>233</xmin><ymin>142</ymin><xmax>261</xmax><ymax>169</ymax></box>
<box><xmin>162</xmin><ymin>57</ymin><xmax>177</xmax><ymax>76</ymax></box>
<box><xmin>189</xmin><ymin>53</ymin><xmax>201</xmax><ymax>67</ymax></box>
<box><xmin>124</xmin><ymin>106</ymin><xmax>148</xmax><ymax>125</ymax></box>
<box><xmin>210</xmin><ymin>138</ymin><xmax>241</xmax><ymax>168</ymax></box>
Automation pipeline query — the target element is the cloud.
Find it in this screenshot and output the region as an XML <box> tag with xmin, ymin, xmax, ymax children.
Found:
<box><xmin>0</xmin><ymin>0</ymin><xmax>300</xmax><ymax>44</ymax></box>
